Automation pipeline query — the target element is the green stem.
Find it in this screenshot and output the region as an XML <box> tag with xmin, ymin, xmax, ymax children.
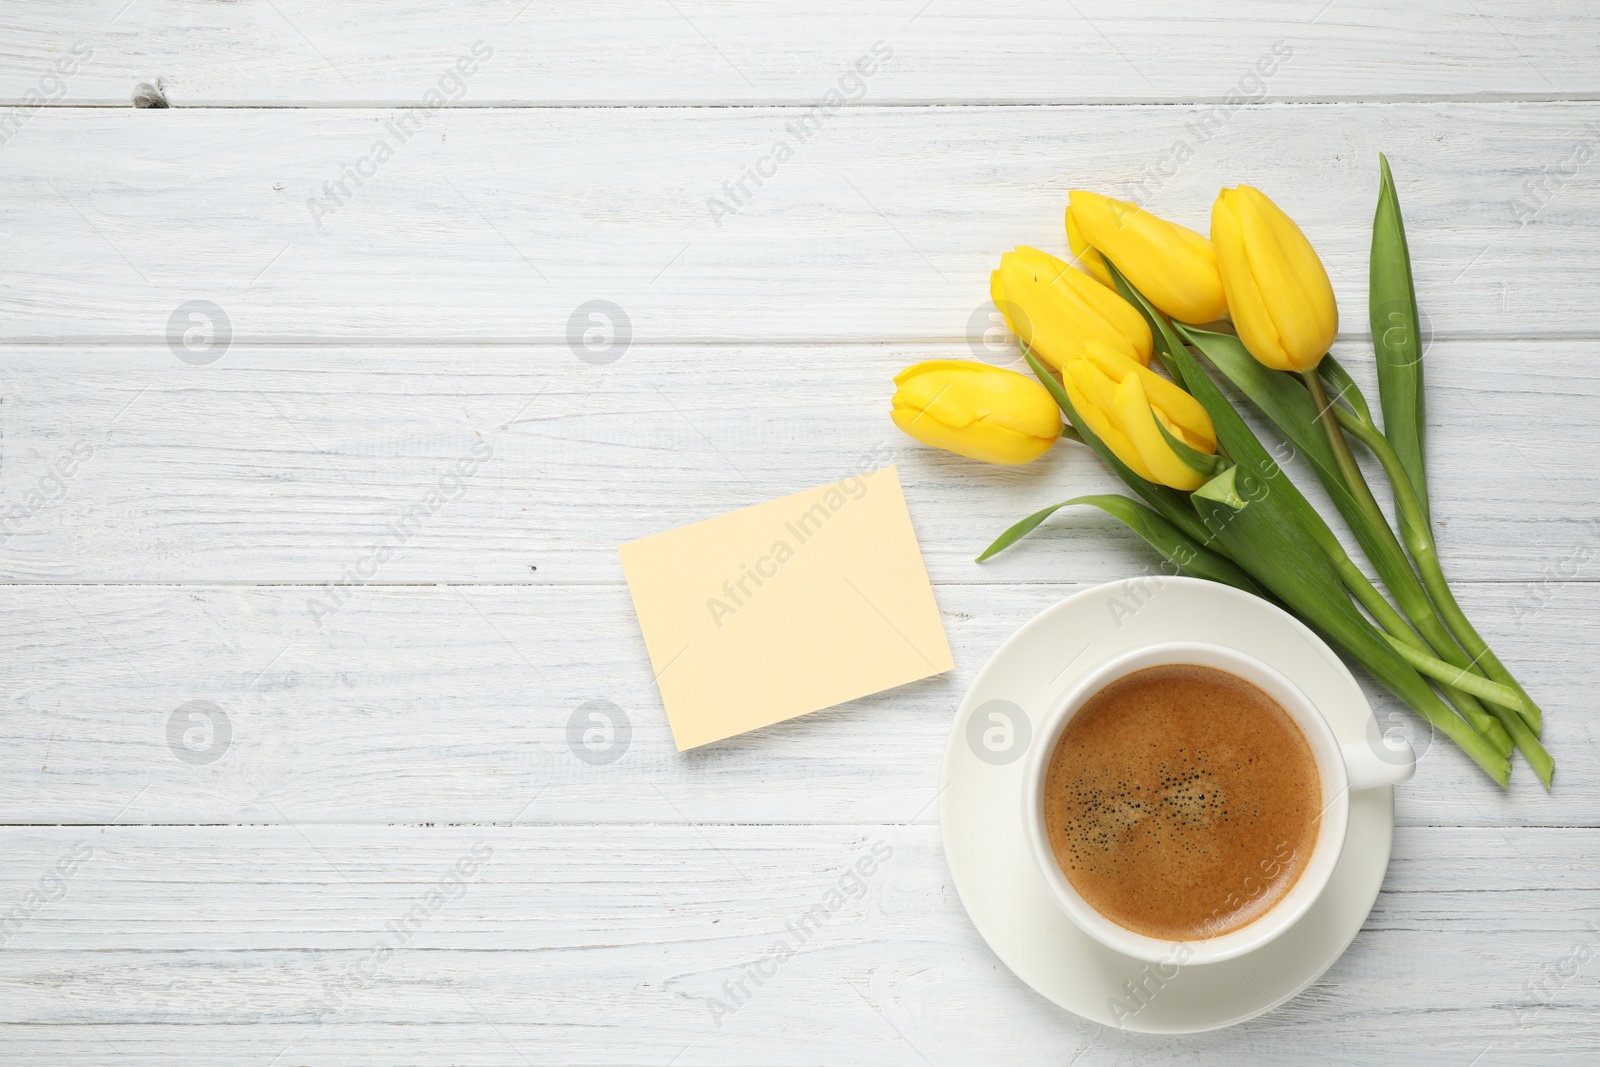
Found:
<box><xmin>1390</xmin><ymin>667</ymin><xmax>1512</xmax><ymax>787</ymax></box>
<box><xmin>1336</xmin><ymin>407</ymin><xmax>1553</xmax><ymax>783</ymax></box>
<box><xmin>1302</xmin><ymin>370</ymin><xmax>1419</xmax><ymax>586</ymax></box>
<box><xmin>1381</xmin><ymin>634</ymin><xmax>1524</xmax><ymax>713</ymax></box>
<box><xmin>1272</xmin><ymin>421</ymin><xmax>1505</xmax><ymax>746</ymax></box>
<box><xmin>1301</xmin><ymin>369</ymin><xmax>1516</xmax><ymax>747</ymax></box>
<box><xmin>1488</xmin><ymin>698</ymin><xmax>1554</xmax><ymax>789</ymax></box>
<box><xmin>1318</xmin><ymin>531</ymin><xmax>1511</xmax><ymax>755</ymax></box>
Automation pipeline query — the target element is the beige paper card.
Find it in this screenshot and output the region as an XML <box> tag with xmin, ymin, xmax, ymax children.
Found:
<box><xmin>618</xmin><ymin>466</ymin><xmax>953</xmax><ymax>750</ymax></box>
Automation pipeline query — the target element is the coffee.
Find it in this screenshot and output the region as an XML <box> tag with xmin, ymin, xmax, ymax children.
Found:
<box><xmin>1042</xmin><ymin>663</ymin><xmax>1321</xmax><ymax>941</ymax></box>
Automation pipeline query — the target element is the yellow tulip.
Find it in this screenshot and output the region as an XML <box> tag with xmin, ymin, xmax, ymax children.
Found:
<box><xmin>1059</xmin><ymin>358</ymin><xmax>1153</xmax><ymax>480</ymax></box>
<box><xmin>1211</xmin><ymin>185</ymin><xmax>1338</xmax><ymax>373</ymax></box>
<box><xmin>1078</xmin><ymin>341</ymin><xmax>1215</xmax><ymax>451</ymax></box>
<box><xmin>891</xmin><ymin>360</ymin><xmax>1061</xmax><ymax>465</ymax></box>
<box><xmin>990</xmin><ymin>246</ymin><xmax>1153</xmax><ymax>370</ymax></box>
<box><xmin>1066</xmin><ymin>190</ymin><xmax>1229</xmax><ymax>325</ymax></box>
<box><xmin>1065</xmin><ymin>209</ymin><xmax>1112</xmax><ymax>288</ymax></box>
<box><xmin>1057</xmin><ymin>341</ymin><xmax>1218</xmax><ymax>490</ymax></box>
<box><xmin>1113</xmin><ymin>374</ymin><xmax>1206</xmax><ymax>491</ymax></box>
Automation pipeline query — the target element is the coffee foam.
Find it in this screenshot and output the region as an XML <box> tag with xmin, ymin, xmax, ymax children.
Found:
<box><xmin>1043</xmin><ymin>664</ymin><xmax>1320</xmax><ymax>941</ymax></box>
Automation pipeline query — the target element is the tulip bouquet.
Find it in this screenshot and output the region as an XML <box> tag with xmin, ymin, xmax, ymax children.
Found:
<box><xmin>891</xmin><ymin>158</ymin><xmax>1551</xmax><ymax>788</ymax></box>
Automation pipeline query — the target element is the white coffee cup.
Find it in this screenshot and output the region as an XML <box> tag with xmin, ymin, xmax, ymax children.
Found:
<box><xmin>1022</xmin><ymin>641</ymin><xmax>1414</xmax><ymax>965</ymax></box>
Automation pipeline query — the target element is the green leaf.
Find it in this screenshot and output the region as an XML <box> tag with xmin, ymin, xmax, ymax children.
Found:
<box><xmin>977</xmin><ymin>493</ymin><xmax>1263</xmax><ymax>596</ymax></box>
<box><xmin>1106</xmin><ymin>259</ymin><xmax>1189</xmax><ymax>386</ymax></box>
<box><xmin>1069</xmin><ymin>496</ymin><xmax>1263</xmax><ymax>593</ymax></box>
<box><xmin>1165</xmin><ymin>333</ymin><xmax>1329</xmax><ymax>539</ymax></box>
<box><xmin>1154</xmin><ymin>416</ymin><xmax>1228</xmax><ymax>478</ymax></box>
<box><xmin>1178</xmin><ymin>323</ymin><xmax>1522</xmax><ymax>776</ymax></box>
<box><xmin>1115</xmin><ymin>301</ymin><xmax>1511</xmax><ymax>786</ymax></box>
<box><xmin>1176</xmin><ymin>324</ymin><xmax>1438</xmax><ymax>622</ymax></box>
<box><xmin>1371</xmin><ymin>152</ymin><xmax>1430</xmax><ymax>526</ymax></box>
<box><xmin>1190</xmin><ymin>471</ymin><xmax>1510</xmax><ymax>786</ymax></box>
<box><xmin>1011</xmin><ymin>286</ymin><xmax>1508</xmax><ymax>784</ymax></box>
<box><xmin>1164</xmin><ymin>335</ymin><xmax>1372</xmax><ymax>584</ymax></box>
<box><xmin>975</xmin><ymin>499</ymin><xmax>1076</xmax><ymax>562</ymax></box>
<box><xmin>1178</xmin><ymin>326</ymin><xmax>1341</xmax><ymax>477</ymax></box>
<box><xmin>1104</xmin><ymin>258</ymin><xmax>1239</xmax><ymax>481</ymax></box>
<box><xmin>1176</xmin><ymin>324</ymin><xmax>1449</xmax><ymax>625</ymax></box>
<box><xmin>1318</xmin><ymin>355</ymin><xmax>1374</xmax><ymax>427</ymax></box>
<box><xmin>1021</xmin><ymin>346</ymin><xmax>1215</xmax><ymax>548</ymax></box>
<box><xmin>1193</xmin><ymin>466</ymin><xmax>1247</xmax><ymax>509</ymax></box>
<box><xmin>1159</xmin><ymin>333</ymin><xmax>1440</xmax><ymax>660</ymax></box>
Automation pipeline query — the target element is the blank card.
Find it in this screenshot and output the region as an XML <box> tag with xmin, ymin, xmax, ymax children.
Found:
<box><xmin>618</xmin><ymin>466</ymin><xmax>953</xmax><ymax>749</ymax></box>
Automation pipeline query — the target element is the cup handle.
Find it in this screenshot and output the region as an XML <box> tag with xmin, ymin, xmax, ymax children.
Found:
<box><xmin>1338</xmin><ymin>736</ymin><xmax>1416</xmax><ymax>791</ymax></box>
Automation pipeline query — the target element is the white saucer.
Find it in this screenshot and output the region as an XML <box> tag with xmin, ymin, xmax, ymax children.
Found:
<box><xmin>939</xmin><ymin>576</ymin><xmax>1394</xmax><ymax>1033</ymax></box>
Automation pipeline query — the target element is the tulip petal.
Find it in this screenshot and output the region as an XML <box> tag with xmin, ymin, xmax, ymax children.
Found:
<box><xmin>1212</xmin><ymin>190</ymin><xmax>1295</xmax><ymax>371</ymax></box>
<box><xmin>995</xmin><ymin>247</ymin><xmax>1152</xmax><ymax>368</ymax></box>
<box><xmin>1035</xmin><ymin>249</ymin><xmax>1155</xmax><ymax>365</ymax></box>
<box><xmin>993</xmin><ymin>254</ymin><xmax>1073</xmax><ymax>367</ymax></box>
<box><xmin>891</xmin><ymin>359</ymin><xmax>1060</xmax><ymax>465</ymax></box>
<box><xmin>892</xmin><ymin>403</ymin><xmax>1055</xmax><ymax>465</ymax></box>
<box><xmin>1023</xmin><ymin>347</ymin><xmax>1218</xmax><ymax>545</ymax></box>
<box><xmin>1069</xmin><ymin>190</ymin><xmax>1229</xmax><ymax>324</ymax></box>
<box><xmin>989</xmin><ymin>269</ymin><xmax>1008</xmax><ymax>320</ymax></box>
<box><xmin>1232</xmin><ymin>186</ymin><xmax>1337</xmax><ymax>369</ymax></box>
<box><xmin>1079</xmin><ymin>340</ymin><xmax>1217</xmax><ymax>449</ymax></box>
<box><xmin>1065</xmin><ymin>208</ymin><xmax>1113</xmax><ymax>287</ymax></box>
<box><xmin>1113</xmin><ymin>373</ymin><xmax>1207</xmax><ymax>491</ymax></box>
<box><xmin>1060</xmin><ymin>360</ymin><xmax>1157</xmax><ymax>481</ymax></box>
<box><xmin>1065</xmin><ymin>357</ymin><xmax>1120</xmax><ymax>418</ymax></box>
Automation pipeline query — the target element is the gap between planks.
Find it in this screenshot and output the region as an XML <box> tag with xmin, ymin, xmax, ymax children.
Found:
<box><xmin>12</xmin><ymin>93</ymin><xmax>1600</xmax><ymax>108</ymax></box>
<box><xmin>0</xmin><ymin>579</ymin><xmax>1590</xmax><ymax>587</ymax></box>
<box><xmin>11</xmin><ymin>332</ymin><xmax>1600</xmax><ymax>347</ymax></box>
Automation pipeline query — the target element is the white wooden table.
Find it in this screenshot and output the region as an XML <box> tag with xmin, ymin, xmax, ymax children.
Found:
<box><xmin>2</xmin><ymin>3</ymin><xmax>1598</xmax><ymax>1063</ymax></box>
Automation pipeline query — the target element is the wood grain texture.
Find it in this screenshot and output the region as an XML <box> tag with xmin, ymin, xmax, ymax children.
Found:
<box><xmin>4</xmin><ymin>1</ymin><xmax>1599</xmax><ymax>1061</ymax></box>
<box><xmin>1</xmin><ymin>104</ymin><xmax>1599</xmax><ymax>342</ymax></box>
<box><xmin>1</xmin><ymin>1</ymin><xmax>1597</xmax><ymax>106</ymax></box>
<box><xmin>0</xmin><ymin>339</ymin><xmax>1595</xmax><ymax>583</ymax></box>
<box><xmin>1</xmin><ymin>581</ymin><xmax>1591</xmax><ymax>827</ymax></box>
<box><xmin>0</xmin><ymin>825</ymin><xmax>1596</xmax><ymax>1066</ymax></box>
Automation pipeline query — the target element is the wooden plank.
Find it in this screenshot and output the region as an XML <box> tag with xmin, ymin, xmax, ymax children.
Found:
<box><xmin>0</xmin><ymin>824</ymin><xmax>1595</xmax><ymax>1064</ymax></box>
<box><xmin>0</xmin><ymin>341</ymin><xmax>1593</xmax><ymax>584</ymax></box>
<box><xmin>1</xmin><ymin>1</ymin><xmax>1597</xmax><ymax>107</ymax></box>
<box><xmin>0</xmin><ymin>5</ymin><xmax>1593</xmax><ymax>1064</ymax></box>
<box><xmin>1</xmin><ymin>104</ymin><xmax>1598</xmax><ymax>342</ymax></box>
<box><xmin>1</xmin><ymin>581</ymin><xmax>1589</xmax><ymax>827</ymax></box>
